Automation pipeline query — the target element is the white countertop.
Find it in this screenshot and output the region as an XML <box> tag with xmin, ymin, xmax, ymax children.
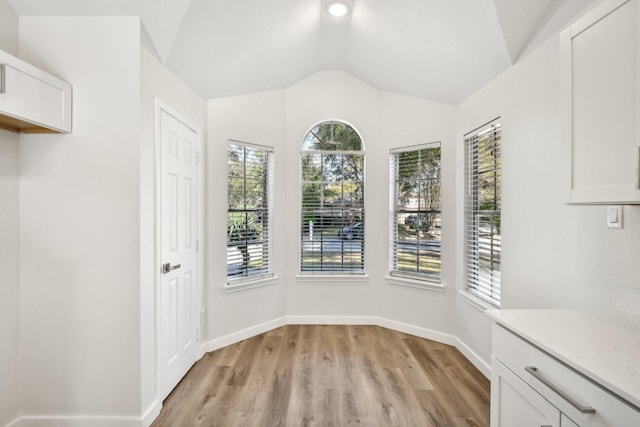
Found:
<box><xmin>486</xmin><ymin>309</ymin><xmax>640</xmax><ymax>410</ymax></box>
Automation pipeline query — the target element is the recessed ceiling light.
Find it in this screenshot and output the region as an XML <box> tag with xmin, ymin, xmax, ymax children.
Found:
<box><xmin>327</xmin><ymin>1</ymin><xmax>349</xmax><ymax>17</ymax></box>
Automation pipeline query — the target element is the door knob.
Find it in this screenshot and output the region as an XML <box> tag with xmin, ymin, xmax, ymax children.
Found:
<box><xmin>162</xmin><ymin>263</ymin><xmax>181</xmax><ymax>274</ymax></box>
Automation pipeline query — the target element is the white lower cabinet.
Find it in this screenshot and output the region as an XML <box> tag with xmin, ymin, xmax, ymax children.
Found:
<box><xmin>561</xmin><ymin>414</ymin><xmax>580</xmax><ymax>427</ymax></box>
<box><xmin>492</xmin><ymin>358</ymin><xmax>561</xmax><ymax>426</ymax></box>
<box><xmin>491</xmin><ymin>324</ymin><xmax>640</xmax><ymax>427</ymax></box>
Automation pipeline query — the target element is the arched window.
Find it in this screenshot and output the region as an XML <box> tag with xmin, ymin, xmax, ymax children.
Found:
<box><xmin>300</xmin><ymin>120</ymin><xmax>365</xmax><ymax>273</ymax></box>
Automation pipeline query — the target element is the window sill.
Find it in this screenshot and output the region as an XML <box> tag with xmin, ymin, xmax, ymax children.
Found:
<box><xmin>458</xmin><ymin>289</ymin><xmax>494</xmax><ymax>312</ymax></box>
<box><xmin>225</xmin><ymin>275</ymin><xmax>278</xmax><ymax>293</ymax></box>
<box><xmin>385</xmin><ymin>275</ymin><xmax>444</xmax><ymax>292</ymax></box>
<box><xmin>296</xmin><ymin>274</ymin><xmax>369</xmax><ymax>284</ymax></box>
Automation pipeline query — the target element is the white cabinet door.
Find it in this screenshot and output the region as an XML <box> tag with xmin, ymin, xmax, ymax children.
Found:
<box><xmin>562</xmin><ymin>0</ymin><xmax>640</xmax><ymax>204</ymax></box>
<box><xmin>0</xmin><ymin>49</ymin><xmax>72</xmax><ymax>133</ymax></box>
<box><xmin>560</xmin><ymin>414</ymin><xmax>580</xmax><ymax>427</ymax></box>
<box><xmin>491</xmin><ymin>357</ymin><xmax>560</xmax><ymax>427</ymax></box>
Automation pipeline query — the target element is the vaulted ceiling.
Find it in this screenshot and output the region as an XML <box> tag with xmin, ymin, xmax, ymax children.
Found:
<box><xmin>7</xmin><ymin>0</ymin><xmax>597</xmax><ymax>104</ymax></box>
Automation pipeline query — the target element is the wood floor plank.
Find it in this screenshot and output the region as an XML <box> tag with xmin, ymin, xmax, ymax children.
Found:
<box><xmin>338</xmin><ymin>326</ymin><xmax>370</xmax><ymax>425</ymax></box>
<box><xmin>151</xmin><ymin>325</ymin><xmax>490</xmax><ymax>427</ymax></box>
<box><xmin>260</xmin><ymin>334</ymin><xmax>295</xmax><ymax>426</ymax></box>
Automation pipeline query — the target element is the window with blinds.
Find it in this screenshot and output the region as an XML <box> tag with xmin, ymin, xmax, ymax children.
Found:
<box><xmin>300</xmin><ymin>121</ymin><xmax>365</xmax><ymax>273</ymax></box>
<box><xmin>389</xmin><ymin>143</ymin><xmax>442</xmax><ymax>282</ymax></box>
<box><xmin>227</xmin><ymin>141</ymin><xmax>274</xmax><ymax>283</ymax></box>
<box><xmin>464</xmin><ymin>120</ymin><xmax>501</xmax><ymax>306</ymax></box>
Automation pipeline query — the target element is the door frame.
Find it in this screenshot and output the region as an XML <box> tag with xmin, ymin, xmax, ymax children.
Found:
<box><xmin>153</xmin><ymin>98</ymin><xmax>205</xmax><ymax>401</ymax></box>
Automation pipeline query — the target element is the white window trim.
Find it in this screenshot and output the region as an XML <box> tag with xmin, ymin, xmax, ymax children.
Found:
<box><xmin>296</xmin><ymin>273</ymin><xmax>369</xmax><ymax>283</ymax></box>
<box><xmin>388</xmin><ymin>141</ymin><xmax>443</xmax><ymax>285</ymax></box>
<box><xmin>458</xmin><ymin>289</ymin><xmax>493</xmax><ymax>311</ymax></box>
<box><xmin>299</xmin><ymin>119</ymin><xmax>366</xmax><ymax>275</ymax></box>
<box><xmin>226</xmin><ymin>139</ymin><xmax>275</xmax><ymax>282</ymax></box>
<box><xmin>225</xmin><ymin>274</ymin><xmax>279</xmax><ymax>293</ymax></box>
<box><xmin>463</xmin><ymin>119</ymin><xmax>501</xmax><ymax>308</ymax></box>
<box><xmin>385</xmin><ymin>274</ymin><xmax>445</xmax><ymax>292</ymax></box>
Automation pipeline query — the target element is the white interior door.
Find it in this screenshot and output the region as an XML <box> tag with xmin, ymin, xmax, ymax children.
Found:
<box><xmin>157</xmin><ymin>106</ymin><xmax>200</xmax><ymax>401</ymax></box>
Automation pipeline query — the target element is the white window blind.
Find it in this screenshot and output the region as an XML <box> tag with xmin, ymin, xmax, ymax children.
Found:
<box><xmin>227</xmin><ymin>141</ymin><xmax>274</xmax><ymax>283</ymax></box>
<box><xmin>389</xmin><ymin>143</ymin><xmax>442</xmax><ymax>282</ymax></box>
<box><xmin>464</xmin><ymin>120</ymin><xmax>501</xmax><ymax>306</ymax></box>
<box><xmin>300</xmin><ymin>121</ymin><xmax>365</xmax><ymax>273</ymax></box>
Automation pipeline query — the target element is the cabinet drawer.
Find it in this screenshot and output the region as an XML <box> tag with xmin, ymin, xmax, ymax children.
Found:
<box><xmin>493</xmin><ymin>324</ymin><xmax>640</xmax><ymax>426</ymax></box>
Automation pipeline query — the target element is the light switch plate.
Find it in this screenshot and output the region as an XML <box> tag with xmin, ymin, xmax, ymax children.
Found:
<box><xmin>607</xmin><ymin>205</ymin><xmax>623</xmax><ymax>229</ymax></box>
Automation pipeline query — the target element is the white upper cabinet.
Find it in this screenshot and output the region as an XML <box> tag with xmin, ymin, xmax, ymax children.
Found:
<box><xmin>562</xmin><ymin>0</ymin><xmax>640</xmax><ymax>204</ymax></box>
<box><xmin>0</xmin><ymin>49</ymin><xmax>72</xmax><ymax>134</ymax></box>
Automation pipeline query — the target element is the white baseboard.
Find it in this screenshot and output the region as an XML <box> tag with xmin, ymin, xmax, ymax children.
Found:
<box><xmin>375</xmin><ymin>317</ymin><xmax>458</xmax><ymax>346</ymax></box>
<box><xmin>375</xmin><ymin>317</ymin><xmax>490</xmax><ymax>378</ymax></box>
<box><xmin>141</xmin><ymin>400</ymin><xmax>162</xmax><ymax>427</ymax></box>
<box><xmin>200</xmin><ymin>316</ymin><xmax>287</xmax><ymax>353</ymax></box>
<box><xmin>11</xmin><ymin>415</ymin><xmax>145</xmax><ymax>427</ymax></box>
<box><xmin>286</xmin><ymin>315</ymin><xmax>377</xmax><ymax>325</ymax></box>
<box><xmin>454</xmin><ymin>337</ymin><xmax>492</xmax><ymax>378</ymax></box>
<box><xmin>199</xmin><ymin>315</ymin><xmax>491</xmax><ymax>379</ymax></box>
<box><xmin>12</xmin><ymin>316</ymin><xmax>491</xmax><ymax>427</ymax></box>
<box><xmin>8</xmin><ymin>399</ymin><xmax>162</xmax><ymax>427</ymax></box>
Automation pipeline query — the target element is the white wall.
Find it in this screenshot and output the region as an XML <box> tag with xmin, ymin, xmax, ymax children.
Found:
<box><xmin>375</xmin><ymin>91</ymin><xmax>457</xmax><ymax>334</ymax></box>
<box><xmin>0</xmin><ymin>0</ymin><xmax>18</xmax><ymax>55</ymax></box>
<box><xmin>455</xmin><ymin>32</ymin><xmax>640</xmax><ymax>364</ymax></box>
<box><xmin>0</xmin><ymin>127</ymin><xmax>20</xmax><ymax>426</ymax></box>
<box><xmin>205</xmin><ymin>38</ymin><xmax>640</xmax><ymax>375</ymax></box>
<box><xmin>140</xmin><ymin>47</ymin><xmax>205</xmax><ymax>417</ymax></box>
<box><xmin>206</xmin><ymin>91</ymin><xmax>288</xmax><ymax>343</ymax></box>
<box><xmin>18</xmin><ymin>17</ymin><xmax>143</xmax><ymax>422</ymax></box>
<box><xmin>204</xmin><ymin>71</ymin><xmax>460</xmax><ymax>350</ymax></box>
<box><xmin>0</xmin><ymin>3</ymin><xmax>21</xmax><ymax>425</ymax></box>
<box><xmin>284</xmin><ymin>72</ymin><xmax>381</xmax><ymax>319</ymax></box>
<box><xmin>283</xmin><ymin>72</ymin><xmax>458</xmax><ymax>333</ymax></box>
<box><xmin>7</xmin><ymin>4</ymin><xmax>638</xmax><ymax>423</ymax></box>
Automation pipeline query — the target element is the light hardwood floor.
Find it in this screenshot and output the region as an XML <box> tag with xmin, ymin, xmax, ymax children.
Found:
<box><xmin>152</xmin><ymin>325</ymin><xmax>490</xmax><ymax>427</ymax></box>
